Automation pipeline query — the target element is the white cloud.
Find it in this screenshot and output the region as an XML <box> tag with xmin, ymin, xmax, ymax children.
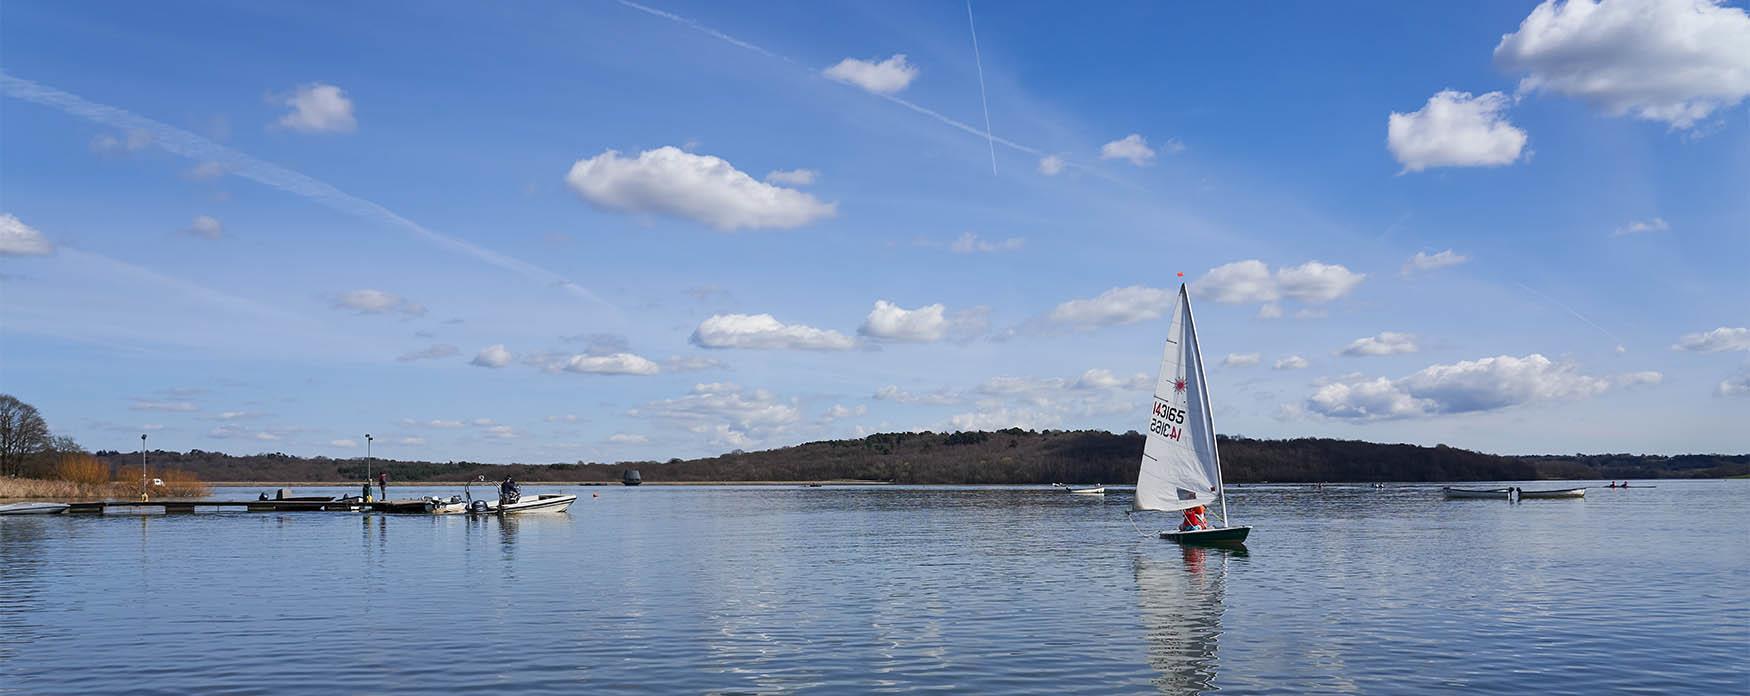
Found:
<box><xmin>333</xmin><ymin>289</ymin><xmax>425</xmax><ymax>317</ymax></box>
<box><xmin>131</xmin><ymin>400</ymin><xmax>198</xmax><ymax>412</ymax></box>
<box><xmin>634</xmin><ymin>382</ymin><xmax>801</xmax><ymax>448</ymax></box>
<box><xmin>547</xmin><ymin>414</ymin><xmax>581</xmax><ymax>424</ymax></box>
<box><xmin>397</xmin><ymin>344</ymin><xmax>459</xmax><ymax>362</ymax></box>
<box><xmin>275</xmin><ymin>83</ymin><xmax>357</xmax><ymax>133</ymax></box>
<box><xmin>607</xmin><ymin>433</ymin><xmax>650</xmax><ymax>444</ymax></box>
<box><xmin>949</xmin><ymin>406</ymin><xmax>1062</xmax><ymax>432</ymax></box>
<box><xmin>1196</xmin><ymin>260</ymin><xmax>1366</xmax><ymax>307</ymax></box>
<box><xmin>214</xmin><ymin>411</ymin><xmax>258</xmax><ymax>420</ymax></box>
<box><xmin>398</xmin><ymin>436</ymin><xmax>426</xmax><ymax>446</ymax></box>
<box><xmin>471</xmin><ymin>418</ymin><xmax>495</xmax><ymax>426</ymax></box>
<box><xmin>1223</xmin><ymin>353</ymin><xmax>1262</xmax><ymax>367</ymax></box>
<box><xmin>483</xmin><ymin>425</ymin><xmax>517</xmax><ymax>440</ymax></box>
<box><xmin>859</xmin><ymin>300</ymin><xmax>985</xmax><ymax>343</ymax></box>
<box><xmin>1071</xmin><ymin>369</ymin><xmax>1150</xmax><ymax>391</ymax></box>
<box><xmin>1673</xmin><ymin>326</ymin><xmax>1750</xmax><ymax>352</ymax></box>
<box><xmin>822</xmin><ymin>404</ymin><xmax>868</xmax><ymax>421</ymax></box>
<box><xmin>0</xmin><ymin>214</ymin><xmax>54</xmax><ymax>256</ymax></box>
<box><xmin>874</xmin><ymin>386</ymin><xmax>963</xmax><ymax>405</ymax></box>
<box><xmin>1387</xmin><ymin>90</ymin><xmax>1528</xmax><ymax>172</ymax></box>
<box><xmin>1275</xmin><ymin>355</ymin><xmax>1310</xmax><ymax>370</ymax></box>
<box><xmin>185</xmin><ymin>215</ymin><xmax>223</xmax><ymax>240</ymax></box>
<box><xmin>1275</xmin><ymin>261</ymin><xmax>1365</xmax><ymax>303</ymax></box>
<box><xmin>664</xmin><ymin>355</ymin><xmax>727</xmax><ymax>372</ymax></box>
<box><xmin>1495</xmin><ymin>0</ymin><xmax>1750</xmax><ymax>129</ymax></box>
<box><xmin>1047</xmin><ymin>285</ymin><xmax>1175</xmax><ymax>330</ymax></box>
<box><xmin>1198</xmin><ymin>260</ymin><xmax>1276</xmax><ymax>304</ymax></box>
<box><xmin>823</xmin><ymin>54</ymin><xmax>918</xmax><ymax>94</ymax></box>
<box><xmin>1303</xmin><ymin>354</ymin><xmax>1641</xmax><ymax>420</ymax></box>
<box><xmin>471</xmin><ymin>344</ymin><xmax>513</xmax><ymax>368</ymax></box>
<box><xmin>1341</xmin><ymin>332</ymin><xmax>1420</xmax><ymax>357</ymax></box>
<box><xmin>1403</xmin><ymin>249</ymin><xmax>1469</xmax><ymax>275</ymax></box>
<box><xmin>90</xmin><ymin>129</ymin><xmax>153</xmax><ymax>155</ymax></box>
<box><xmin>949</xmin><ymin>232</ymin><xmax>1024</xmax><ymax>254</ymax></box>
<box><xmin>1099</xmin><ymin>133</ymin><xmax>1156</xmax><ymax>166</ymax></box>
<box><xmin>1614</xmin><ymin>218</ymin><xmax>1671</xmax><ymax>237</ymax></box>
<box><xmin>1257</xmin><ymin>304</ymin><xmax>1284</xmax><ymax>320</ymax></box>
<box><xmin>562</xmin><ymin>352</ymin><xmax>662</xmax><ymax>375</ymax></box>
<box><xmin>691</xmin><ymin>313</ymin><xmax>856</xmax><ymax>350</ymax></box>
<box><xmin>764</xmin><ymin>168</ymin><xmax>818</xmax><ymax>186</ymax></box>
<box><xmin>1037</xmin><ymin>155</ymin><xmax>1065</xmax><ymax>175</ymax></box>
<box><xmin>1717</xmin><ymin>373</ymin><xmax>1750</xmax><ymax>397</ymax></box>
<box><xmin>330</xmin><ymin>438</ymin><xmax>358</xmax><ymax>448</ymax></box>
<box><xmin>566</xmin><ymin>147</ymin><xmax>836</xmax><ymax>231</ymax></box>
<box><xmin>187</xmin><ymin>161</ymin><xmax>226</xmax><ymax>180</ymax></box>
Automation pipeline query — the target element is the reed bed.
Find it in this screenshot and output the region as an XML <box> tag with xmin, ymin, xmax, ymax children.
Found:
<box><xmin>1</xmin><ymin>456</ymin><xmax>211</xmax><ymax>499</ymax></box>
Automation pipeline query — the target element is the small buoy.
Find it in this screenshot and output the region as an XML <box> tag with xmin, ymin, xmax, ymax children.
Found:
<box><xmin>592</xmin><ymin>493</ymin><xmax>599</xmax><ymax>498</ymax></box>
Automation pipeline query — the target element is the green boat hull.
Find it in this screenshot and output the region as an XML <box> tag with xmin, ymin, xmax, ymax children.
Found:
<box><xmin>1160</xmin><ymin>525</ymin><xmax>1252</xmax><ymax>546</ymax></box>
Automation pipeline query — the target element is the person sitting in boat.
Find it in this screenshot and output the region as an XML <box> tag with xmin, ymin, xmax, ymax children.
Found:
<box><xmin>499</xmin><ymin>476</ymin><xmax>521</xmax><ymax>505</ymax></box>
<box><xmin>1180</xmin><ymin>505</ymin><xmax>1208</xmax><ymax>531</ymax></box>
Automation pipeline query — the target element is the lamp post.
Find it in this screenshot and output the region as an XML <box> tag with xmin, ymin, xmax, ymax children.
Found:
<box><xmin>140</xmin><ymin>433</ymin><xmax>148</xmax><ymax>501</ymax></box>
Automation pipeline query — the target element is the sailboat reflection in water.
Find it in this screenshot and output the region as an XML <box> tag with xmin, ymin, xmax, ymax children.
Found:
<box><xmin>1134</xmin><ymin>545</ymin><xmax>1244</xmax><ymax>694</ymax></box>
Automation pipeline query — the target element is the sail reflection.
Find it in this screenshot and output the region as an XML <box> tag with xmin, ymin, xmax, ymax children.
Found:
<box><xmin>1135</xmin><ymin>545</ymin><xmax>1241</xmax><ymax>695</ymax></box>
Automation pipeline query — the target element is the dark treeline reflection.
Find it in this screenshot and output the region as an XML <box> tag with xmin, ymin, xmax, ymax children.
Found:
<box><xmin>95</xmin><ymin>431</ymin><xmax>1749</xmax><ymax>484</ymax></box>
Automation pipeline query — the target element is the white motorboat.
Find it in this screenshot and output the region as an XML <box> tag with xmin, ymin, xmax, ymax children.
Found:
<box><xmin>1054</xmin><ymin>484</ymin><xmax>1105</xmax><ymax>495</ymax></box>
<box><xmin>467</xmin><ymin>493</ymin><xmax>577</xmax><ymax>515</ymax></box>
<box><xmin>0</xmin><ymin>502</ymin><xmax>70</xmax><ymax>515</ymax></box>
<box><xmin>425</xmin><ymin>495</ymin><xmax>470</xmax><ymax>514</ymax></box>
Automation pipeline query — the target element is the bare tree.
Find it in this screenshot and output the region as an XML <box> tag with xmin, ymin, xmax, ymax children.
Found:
<box><xmin>0</xmin><ymin>394</ymin><xmax>51</xmax><ymax>477</ymax></box>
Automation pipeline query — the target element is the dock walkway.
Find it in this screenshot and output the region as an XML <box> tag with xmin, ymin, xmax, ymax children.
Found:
<box><xmin>65</xmin><ymin>498</ymin><xmax>441</xmax><ymax>514</ymax></box>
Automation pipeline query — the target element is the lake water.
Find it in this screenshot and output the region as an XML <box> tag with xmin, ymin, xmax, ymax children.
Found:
<box><xmin>2</xmin><ymin>480</ymin><xmax>1746</xmax><ymax>694</ymax></box>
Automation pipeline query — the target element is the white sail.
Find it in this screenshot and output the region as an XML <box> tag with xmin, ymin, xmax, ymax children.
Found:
<box><xmin>1134</xmin><ymin>285</ymin><xmax>1225</xmax><ymax>517</ymax></box>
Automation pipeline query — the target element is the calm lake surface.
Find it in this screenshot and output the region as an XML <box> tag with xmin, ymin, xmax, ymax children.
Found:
<box><xmin>2</xmin><ymin>480</ymin><xmax>1746</xmax><ymax>695</ymax></box>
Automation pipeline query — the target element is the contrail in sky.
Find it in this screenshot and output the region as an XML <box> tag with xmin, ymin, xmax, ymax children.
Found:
<box><xmin>966</xmin><ymin>0</ymin><xmax>998</xmax><ymax>175</ymax></box>
<box><xmin>1514</xmin><ymin>281</ymin><xmax>1627</xmax><ymax>352</ymax></box>
<box><xmin>615</xmin><ymin>0</ymin><xmax>1062</xmax><ymax>165</ymax></box>
<box><xmin>0</xmin><ymin>71</ymin><xmax>614</xmax><ymax>311</ymax></box>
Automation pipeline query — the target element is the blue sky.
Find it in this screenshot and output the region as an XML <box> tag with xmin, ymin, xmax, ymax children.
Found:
<box><xmin>3</xmin><ymin>0</ymin><xmax>1747</xmax><ymax>462</ymax></box>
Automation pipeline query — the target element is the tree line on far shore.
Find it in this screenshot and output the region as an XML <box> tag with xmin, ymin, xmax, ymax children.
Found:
<box><xmin>87</xmin><ymin>428</ymin><xmax>1749</xmax><ymax>484</ymax></box>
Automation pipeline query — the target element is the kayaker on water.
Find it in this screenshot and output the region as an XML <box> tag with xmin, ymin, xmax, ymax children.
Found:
<box><xmin>1180</xmin><ymin>505</ymin><xmax>1208</xmax><ymax>531</ymax></box>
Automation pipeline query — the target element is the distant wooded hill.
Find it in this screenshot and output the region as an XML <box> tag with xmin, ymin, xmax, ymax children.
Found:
<box><xmin>92</xmin><ymin>430</ymin><xmax>1750</xmax><ymax>484</ymax></box>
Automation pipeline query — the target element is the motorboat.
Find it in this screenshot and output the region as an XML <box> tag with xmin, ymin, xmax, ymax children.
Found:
<box><xmin>0</xmin><ymin>502</ymin><xmax>70</xmax><ymax>515</ymax></box>
<box><xmin>467</xmin><ymin>493</ymin><xmax>577</xmax><ymax>515</ymax></box>
<box><xmin>425</xmin><ymin>495</ymin><xmax>469</xmax><ymax>514</ymax></box>
<box><xmin>1053</xmin><ymin>483</ymin><xmax>1106</xmax><ymax>495</ymax></box>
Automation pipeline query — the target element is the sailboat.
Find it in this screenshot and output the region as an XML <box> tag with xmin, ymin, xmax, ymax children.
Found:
<box><xmin>1134</xmin><ymin>284</ymin><xmax>1251</xmax><ymax>546</ymax></box>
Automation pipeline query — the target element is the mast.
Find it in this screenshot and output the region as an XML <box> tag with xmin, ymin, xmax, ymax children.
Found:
<box><xmin>1180</xmin><ymin>284</ymin><xmax>1231</xmax><ymax>527</ymax></box>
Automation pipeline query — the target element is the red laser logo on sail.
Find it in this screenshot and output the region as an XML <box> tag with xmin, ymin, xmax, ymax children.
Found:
<box><xmin>1172</xmin><ymin>377</ymin><xmax>1187</xmax><ymax>393</ymax></box>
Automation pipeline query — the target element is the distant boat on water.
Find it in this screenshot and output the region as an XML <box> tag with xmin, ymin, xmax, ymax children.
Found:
<box><xmin>1053</xmin><ymin>483</ymin><xmax>1105</xmax><ymax>495</ymax></box>
<box><xmin>1443</xmin><ymin>486</ymin><xmax>1586</xmax><ymax>500</ymax></box>
<box><xmin>622</xmin><ymin>469</ymin><xmax>642</xmax><ymax>486</ymax></box>
<box><xmin>1134</xmin><ymin>285</ymin><xmax>1250</xmax><ymax>547</ymax></box>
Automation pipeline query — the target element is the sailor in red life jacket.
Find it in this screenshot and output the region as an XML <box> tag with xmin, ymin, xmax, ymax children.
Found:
<box><xmin>1180</xmin><ymin>505</ymin><xmax>1209</xmax><ymax>531</ymax></box>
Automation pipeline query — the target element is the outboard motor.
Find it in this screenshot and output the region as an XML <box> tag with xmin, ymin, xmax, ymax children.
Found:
<box><xmin>469</xmin><ymin>500</ymin><xmax>490</xmax><ymax>514</ymax></box>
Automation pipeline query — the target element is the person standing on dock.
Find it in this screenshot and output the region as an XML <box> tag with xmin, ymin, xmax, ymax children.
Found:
<box><xmin>377</xmin><ymin>471</ymin><xmax>389</xmax><ymax>501</ymax></box>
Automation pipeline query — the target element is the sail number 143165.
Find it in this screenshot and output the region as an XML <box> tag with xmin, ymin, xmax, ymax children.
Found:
<box><xmin>1151</xmin><ymin>399</ymin><xmax>1186</xmax><ymax>441</ymax></box>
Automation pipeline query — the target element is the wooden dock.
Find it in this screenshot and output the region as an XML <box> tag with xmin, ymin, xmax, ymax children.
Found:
<box><xmin>64</xmin><ymin>498</ymin><xmax>441</xmax><ymax>514</ymax></box>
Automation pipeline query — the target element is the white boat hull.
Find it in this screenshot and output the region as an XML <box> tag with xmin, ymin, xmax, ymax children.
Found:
<box><xmin>469</xmin><ymin>494</ymin><xmax>577</xmax><ymax>515</ymax></box>
<box><xmin>1069</xmin><ymin>487</ymin><xmax>1106</xmax><ymax>495</ymax></box>
<box><xmin>0</xmin><ymin>502</ymin><xmax>70</xmax><ymax>515</ymax></box>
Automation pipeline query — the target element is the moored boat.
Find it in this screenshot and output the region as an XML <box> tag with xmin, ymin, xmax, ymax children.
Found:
<box><xmin>1443</xmin><ymin>487</ymin><xmax>1512</xmax><ymax>499</ymax></box>
<box><xmin>1054</xmin><ymin>483</ymin><xmax>1106</xmax><ymax>495</ymax></box>
<box><xmin>1519</xmin><ymin>487</ymin><xmax>1585</xmax><ymax>499</ymax></box>
<box><xmin>467</xmin><ymin>493</ymin><xmax>577</xmax><ymax>515</ymax></box>
<box><xmin>0</xmin><ymin>502</ymin><xmax>70</xmax><ymax>515</ymax></box>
